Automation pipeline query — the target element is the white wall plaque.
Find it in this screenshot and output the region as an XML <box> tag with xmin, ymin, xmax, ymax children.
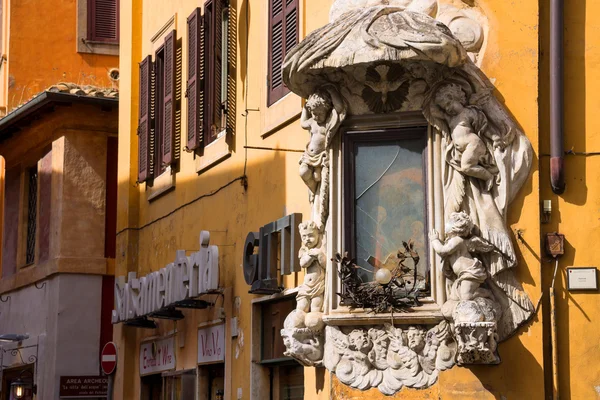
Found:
<box><xmin>197</xmin><ymin>324</ymin><xmax>225</xmax><ymax>364</ymax></box>
<box><xmin>567</xmin><ymin>267</ymin><xmax>598</xmax><ymax>290</ymax></box>
<box><xmin>140</xmin><ymin>337</ymin><xmax>175</xmax><ymax>376</ymax></box>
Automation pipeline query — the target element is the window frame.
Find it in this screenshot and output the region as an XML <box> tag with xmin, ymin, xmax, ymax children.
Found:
<box><xmin>342</xmin><ymin>127</ymin><xmax>430</xmax><ymax>286</ymax></box>
<box><xmin>76</xmin><ymin>0</ymin><xmax>120</xmax><ymax>55</ymax></box>
<box><xmin>325</xmin><ymin>112</ymin><xmax>447</xmax><ymax>324</ymax></box>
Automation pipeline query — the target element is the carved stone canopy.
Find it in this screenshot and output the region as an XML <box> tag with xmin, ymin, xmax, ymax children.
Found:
<box><xmin>280</xmin><ymin>0</ymin><xmax>534</xmax><ymax>394</ymax></box>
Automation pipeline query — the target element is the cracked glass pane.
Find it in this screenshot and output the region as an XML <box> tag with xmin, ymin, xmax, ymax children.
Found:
<box><xmin>354</xmin><ymin>137</ymin><xmax>428</xmax><ymax>288</ymax></box>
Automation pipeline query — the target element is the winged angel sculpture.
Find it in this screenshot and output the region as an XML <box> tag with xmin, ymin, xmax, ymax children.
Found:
<box><xmin>422</xmin><ymin>78</ymin><xmax>534</xmax><ymax>348</ymax></box>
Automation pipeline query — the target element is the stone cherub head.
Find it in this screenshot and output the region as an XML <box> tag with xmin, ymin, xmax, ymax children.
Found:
<box><xmin>299</xmin><ymin>221</ymin><xmax>321</xmax><ymax>250</ymax></box>
<box><xmin>406</xmin><ymin>326</ymin><xmax>427</xmax><ymax>354</ymax></box>
<box><xmin>434</xmin><ymin>83</ymin><xmax>467</xmax><ymax>117</ymax></box>
<box><xmin>445</xmin><ymin>211</ymin><xmax>473</xmax><ymax>238</ymax></box>
<box><xmin>348</xmin><ymin>329</ymin><xmax>373</xmax><ymax>354</ymax></box>
<box><xmin>305</xmin><ymin>90</ymin><xmax>333</xmax><ymax>125</ymax></box>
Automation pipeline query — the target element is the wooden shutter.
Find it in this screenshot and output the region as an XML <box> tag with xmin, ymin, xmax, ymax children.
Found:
<box><xmin>138</xmin><ymin>55</ymin><xmax>152</xmax><ymax>183</ymax></box>
<box><xmin>213</xmin><ymin>0</ymin><xmax>223</xmax><ymax>133</ymax></box>
<box><xmin>187</xmin><ymin>8</ymin><xmax>203</xmax><ymax>151</ymax></box>
<box><xmin>268</xmin><ymin>0</ymin><xmax>298</xmax><ymax>106</ymax></box>
<box><xmin>162</xmin><ymin>30</ymin><xmax>176</xmax><ymax>165</ymax></box>
<box><xmin>88</xmin><ymin>0</ymin><xmax>119</xmax><ymax>43</ymax></box>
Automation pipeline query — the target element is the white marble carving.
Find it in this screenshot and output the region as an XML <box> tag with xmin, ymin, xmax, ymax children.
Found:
<box><xmin>324</xmin><ymin>322</ymin><xmax>456</xmax><ymax>394</ymax></box>
<box><xmin>280</xmin><ymin>0</ymin><xmax>533</xmax><ymax>392</ymax></box>
<box><xmin>281</xmin><ymin>85</ymin><xmax>347</xmax><ymax>366</ymax></box>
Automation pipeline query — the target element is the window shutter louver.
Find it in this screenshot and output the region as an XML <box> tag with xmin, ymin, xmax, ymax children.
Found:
<box><xmin>138</xmin><ymin>55</ymin><xmax>152</xmax><ymax>183</ymax></box>
<box><xmin>284</xmin><ymin>0</ymin><xmax>299</xmax><ymax>59</ymax></box>
<box><xmin>186</xmin><ymin>8</ymin><xmax>203</xmax><ymax>151</ymax></box>
<box><xmin>162</xmin><ymin>30</ymin><xmax>176</xmax><ymax>165</ymax></box>
<box><xmin>89</xmin><ymin>0</ymin><xmax>119</xmax><ymax>43</ymax></box>
<box><xmin>213</xmin><ymin>0</ymin><xmax>223</xmax><ymax>133</ymax></box>
<box><xmin>268</xmin><ymin>0</ymin><xmax>297</xmax><ymax>106</ymax></box>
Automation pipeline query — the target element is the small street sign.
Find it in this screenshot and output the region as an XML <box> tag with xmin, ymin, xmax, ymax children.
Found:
<box><xmin>101</xmin><ymin>342</ymin><xmax>117</xmax><ymax>375</ymax></box>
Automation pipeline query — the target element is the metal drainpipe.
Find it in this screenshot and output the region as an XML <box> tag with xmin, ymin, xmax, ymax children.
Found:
<box><xmin>550</xmin><ymin>0</ymin><xmax>566</xmax><ymax>194</ymax></box>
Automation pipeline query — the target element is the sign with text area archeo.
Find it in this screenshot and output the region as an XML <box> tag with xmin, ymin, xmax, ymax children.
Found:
<box><xmin>59</xmin><ymin>376</ymin><xmax>108</xmax><ymax>398</ymax></box>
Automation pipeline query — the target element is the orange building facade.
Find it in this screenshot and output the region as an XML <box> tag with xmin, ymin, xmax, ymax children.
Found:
<box><xmin>0</xmin><ymin>0</ymin><xmax>119</xmax><ymax>398</ymax></box>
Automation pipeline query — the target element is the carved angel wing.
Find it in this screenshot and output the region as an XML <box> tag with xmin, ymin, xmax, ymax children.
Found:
<box><xmin>421</xmin><ymin>92</ymin><xmax>451</xmax><ymax>139</ymax></box>
<box><xmin>488</xmin><ymin>270</ymin><xmax>535</xmax><ymax>341</ymax></box>
<box><xmin>324</xmin><ymin>84</ymin><xmax>348</xmax><ymax>147</ymax></box>
<box><xmin>466</xmin><ymin>236</ymin><xmax>495</xmax><ymax>254</ymax></box>
<box><xmin>329</xmin><ymin>326</ymin><xmax>350</xmax><ymax>353</ymax></box>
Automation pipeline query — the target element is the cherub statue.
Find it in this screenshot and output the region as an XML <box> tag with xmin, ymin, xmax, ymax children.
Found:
<box><xmin>296</xmin><ymin>221</ymin><xmax>327</xmax><ymax>314</ymax></box>
<box><xmin>432</xmin><ymin>83</ymin><xmax>501</xmax><ymax>191</ymax></box>
<box><xmin>299</xmin><ymin>87</ymin><xmax>346</xmax><ymax>200</ymax></box>
<box><xmin>430</xmin><ymin>212</ymin><xmax>495</xmax><ymax>302</ymax></box>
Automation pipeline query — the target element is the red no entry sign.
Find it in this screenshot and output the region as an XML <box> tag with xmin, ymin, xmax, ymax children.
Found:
<box><xmin>101</xmin><ymin>342</ymin><xmax>117</xmax><ymax>375</ymax></box>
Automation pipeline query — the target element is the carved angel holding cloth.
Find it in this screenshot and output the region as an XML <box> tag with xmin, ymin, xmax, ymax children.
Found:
<box><xmin>424</xmin><ymin>75</ymin><xmax>534</xmax><ymax>340</ymax></box>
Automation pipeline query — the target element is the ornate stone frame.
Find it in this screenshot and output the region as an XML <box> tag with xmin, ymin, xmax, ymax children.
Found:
<box><xmin>325</xmin><ymin>112</ymin><xmax>447</xmax><ymax>325</ymax></box>
<box><xmin>279</xmin><ymin>0</ymin><xmax>535</xmax><ymax>394</ymax></box>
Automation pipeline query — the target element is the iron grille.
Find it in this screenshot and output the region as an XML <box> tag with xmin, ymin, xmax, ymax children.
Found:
<box><xmin>25</xmin><ymin>167</ymin><xmax>37</xmax><ymax>264</ymax></box>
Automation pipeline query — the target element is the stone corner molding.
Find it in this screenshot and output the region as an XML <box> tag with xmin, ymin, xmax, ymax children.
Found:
<box><xmin>280</xmin><ymin>0</ymin><xmax>534</xmax><ymax>394</ymax></box>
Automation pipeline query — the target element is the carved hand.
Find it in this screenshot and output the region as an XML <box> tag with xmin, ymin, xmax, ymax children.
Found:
<box><xmin>429</xmin><ymin>229</ymin><xmax>440</xmax><ymax>242</ymax></box>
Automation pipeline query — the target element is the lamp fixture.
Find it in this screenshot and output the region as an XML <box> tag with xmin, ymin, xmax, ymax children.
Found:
<box><xmin>0</xmin><ymin>334</ymin><xmax>29</xmax><ymax>343</ymax></box>
<box><xmin>10</xmin><ymin>369</ymin><xmax>36</xmax><ymax>399</ymax></box>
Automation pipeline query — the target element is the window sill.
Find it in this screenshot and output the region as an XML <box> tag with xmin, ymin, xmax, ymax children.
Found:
<box><xmin>77</xmin><ymin>40</ymin><xmax>119</xmax><ymax>56</ymax></box>
<box><xmin>147</xmin><ymin>166</ymin><xmax>175</xmax><ymax>202</ymax></box>
<box><xmin>324</xmin><ymin>300</ymin><xmax>443</xmax><ymax>326</ymax></box>
<box><xmin>195</xmin><ymin>132</ymin><xmax>232</xmax><ymax>174</ymax></box>
<box><xmin>261</xmin><ymin>110</ymin><xmax>301</xmax><ymax>139</ymax></box>
<box><xmin>261</xmin><ymin>91</ymin><xmax>302</xmax><ymax>139</ymax></box>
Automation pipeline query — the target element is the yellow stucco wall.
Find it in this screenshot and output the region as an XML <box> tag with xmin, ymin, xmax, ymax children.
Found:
<box><xmin>114</xmin><ymin>0</ymin><xmax>597</xmax><ymax>398</ymax></box>
<box><xmin>538</xmin><ymin>1</ymin><xmax>600</xmax><ymax>399</ymax></box>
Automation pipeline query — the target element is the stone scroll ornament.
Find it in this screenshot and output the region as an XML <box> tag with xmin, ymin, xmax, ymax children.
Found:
<box><xmin>281</xmin><ymin>0</ymin><xmax>534</xmax><ymax>392</ymax></box>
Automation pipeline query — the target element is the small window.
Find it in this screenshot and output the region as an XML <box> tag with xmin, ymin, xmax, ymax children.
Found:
<box><xmin>25</xmin><ymin>166</ymin><xmax>38</xmax><ymax>265</ymax></box>
<box><xmin>256</xmin><ymin>297</ymin><xmax>304</xmax><ymax>400</ymax></box>
<box><xmin>269</xmin><ymin>364</ymin><xmax>304</xmax><ymax>400</ymax></box>
<box><xmin>140</xmin><ymin>374</ymin><xmax>162</xmax><ymax>400</ymax></box>
<box><xmin>267</xmin><ymin>0</ymin><xmax>299</xmax><ymax>106</ymax></box>
<box><xmin>187</xmin><ymin>2</ymin><xmax>232</xmax><ymax>151</ymax></box>
<box><xmin>137</xmin><ymin>29</ymin><xmax>178</xmax><ymax>184</ymax></box>
<box><xmin>261</xmin><ymin>298</ymin><xmax>295</xmax><ymax>362</ymax></box>
<box><xmin>344</xmin><ymin>127</ymin><xmax>430</xmax><ymax>292</ymax></box>
<box><xmin>198</xmin><ymin>364</ymin><xmax>224</xmax><ymax>400</ymax></box>
<box><xmin>203</xmin><ymin>0</ymin><xmax>227</xmax><ymax>144</ymax></box>
<box><xmin>87</xmin><ymin>0</ymin><xmax>119</xmax><ymax>43</ymax></box>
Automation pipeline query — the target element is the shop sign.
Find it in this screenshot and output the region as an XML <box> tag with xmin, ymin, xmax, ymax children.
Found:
<box><xmin>113</xmin><ymin>231</ymin><xmax>219</xmax><ymax>323</ymax></box>
<box><xmin>243</xmin><ymin>213</ymin><xmax>302</xmax><ymax>294</ymax></box>
<box><xmin>59</xmin><ymin>376</ymin><xmax>108</xmax><ymax>398</ymax></box>
<box><xmin>197</xmin><ymin>324</ymin><xmax>225</xmax><ymax>364</ymax></box>
<box><xmin>140</xmin><ymin>337</ymin><xmax>175</xmax><ymax>376</ymax></box>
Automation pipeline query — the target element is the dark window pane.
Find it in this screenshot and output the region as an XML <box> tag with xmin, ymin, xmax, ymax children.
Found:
<box><xmin>279</xmin><ymin>365</ymin><xmax>304</xmax><ymax>400</ymax></box>
<box><xmin>350</xmin><ymin>132</ymin><xmax>428</xmax><ymax>290</ymax></box>
<box><xmin>261</xmin><ymin>297</ymin><xmax>295</xmax><ymax>361</ymax></box>
<box><xmin>26</xmin><ymin>166</ymin><xmax>38</xmax><ymax>264</ymax></box>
